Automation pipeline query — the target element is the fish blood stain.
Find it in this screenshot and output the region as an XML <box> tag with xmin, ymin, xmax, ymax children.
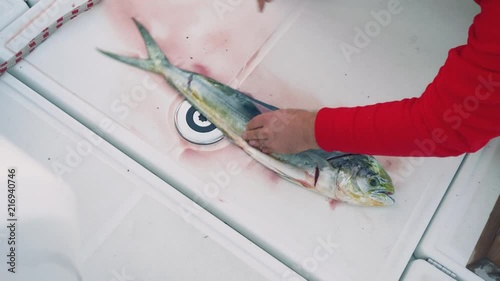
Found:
<box><xmin>329</xmin><ymin>199</ymin><xmax>339</xmax><ymax>210</ymax></box>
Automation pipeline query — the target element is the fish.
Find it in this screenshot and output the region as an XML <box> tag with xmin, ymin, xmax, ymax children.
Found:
<box><xmin>98</xmin><ymin>19</ymin><xmax>395</xmax><ymax>206</ymax></box>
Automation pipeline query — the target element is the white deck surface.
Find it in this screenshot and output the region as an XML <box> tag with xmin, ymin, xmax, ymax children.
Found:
<box><xmin>0</xmin><ymin>73</ymin><xmax>304</xmax><ymax>281</ymax></box>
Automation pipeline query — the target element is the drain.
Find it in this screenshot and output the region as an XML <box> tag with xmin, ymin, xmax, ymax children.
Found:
<box><xmin>174</xmin><ymin>100</ymin><xmax>224</xmax><ymax>145</ymax></box>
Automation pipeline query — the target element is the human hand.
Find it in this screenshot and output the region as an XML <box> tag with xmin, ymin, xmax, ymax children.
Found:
<box><xmin>258</xmin><ymin>0</ymin><xmax>272</xmax><ymax>12</ymax></box>
<box><xmin>242</xmin><ymin>109</ymin><xmax>319</xmax><ymax>154</ymax></box>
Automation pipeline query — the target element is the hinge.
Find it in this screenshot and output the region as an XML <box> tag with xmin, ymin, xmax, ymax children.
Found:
<box><xmin>427</xmin><ymin>258</ymin><xmax>458</xmax><ymax>279</ymax></box>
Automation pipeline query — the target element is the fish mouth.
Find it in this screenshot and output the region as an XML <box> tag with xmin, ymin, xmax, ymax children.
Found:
<box><xmin>369</xmin><ymin>190</ymin><xmax>395</xmax><ymax>206</ymax></box>
<box><xmin>377</xmin><ymin>189</ymin><xmax>394</xmax><ymax>196</ymax></box>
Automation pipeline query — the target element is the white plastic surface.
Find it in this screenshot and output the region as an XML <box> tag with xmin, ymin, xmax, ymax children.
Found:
<box><xmin>401</xmin><ymin>260</ymin><xmax>455</xmax><ymax>281</ymax></box>
<box><xmin>0</xmin><ymin>74</ymin><xmax>305</xmax><ymax>281</ymax></box>
<box><xmin>0</xmin><ymin>1</ymin><xmax>481</xmax><ymax>281</ymax></box>
<box><xmin>0</xmin><ymin>0</ymin><xmax>28</xmax><ymax>30</ymax></box>
<box><xmin>414</xmin><ymin>139</ymin><xmax>500</xmax><ymax>281</ymax></box>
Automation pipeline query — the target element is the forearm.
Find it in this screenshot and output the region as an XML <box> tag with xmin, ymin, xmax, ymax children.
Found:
<box><xmin>315</xmin><ymin>0</ymin><xmax>500</xmax><ymax>157</ymax></box>
<box><xmin>315</xmin><ymin>49</ymin><xmax>500</xmax><ymax>157</ymax></box>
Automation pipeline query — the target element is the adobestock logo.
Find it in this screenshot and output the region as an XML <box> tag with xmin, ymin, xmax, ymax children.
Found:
<box><xmin>442</xmin><ymin>74</ymin><xmax>500</xmax><ymax>130</ymax></box>
<box><xmin>179</xmin><ymin>160</ymin><xmax>243</xmax><ymax>223</ymax></box>
<box><xmin>387</xmin><ymin>73</ymin><xmax>499</xmax><ymax>184</ymax></box>
<box><xmin>416</xmin><ymin>73</ymin><xmax>499</xmax><ymax>157</ymax></box>
<box><xmin>110</xmin><ymin>75</ymin><xmax>159</xmax><ymax>120</ymax></box>
<box><xmin>281</xmin><ymin>234</ymin><xmax>340</xmax><ymax>281</ymax></box>
<box><xmin>203</xmin><ymin>160</ymin><xmax>242</xmax><ymax>198</ymax></box>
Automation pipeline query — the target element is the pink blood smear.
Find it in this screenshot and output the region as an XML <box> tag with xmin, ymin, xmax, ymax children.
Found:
<box><xmin>379</xmin><ymin>157</ymin><xmax>401</xmax><ymax>173</ymax></box>
<box><xmin>328</xmin><ymin>199</ymin><xmax>339</xmax><ymax>210</ymax></box>
<box><xmin>243</xmin><ymin>159</ymin><xmax>280</xmax><ymax>187</ymax></box>
<box><xmin>266</xmin><ymin>169</ymin><xmax>280</xmax><ymax>184</ymax></box>
<box><xmin>102</xmin><ymin>0</ymin><xmax>292</xmax><ymax>83</ymax></box>
<box><xmin>191</xmin><ymin>63</ymin><xmax>211</xmax><ymax>77</ymax></box>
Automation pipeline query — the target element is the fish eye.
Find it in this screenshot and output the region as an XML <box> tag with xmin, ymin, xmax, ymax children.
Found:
<box><xmin>369</xmin><ymin>178</ymin><xmax>380</xmax><ymax>187</ymax></box>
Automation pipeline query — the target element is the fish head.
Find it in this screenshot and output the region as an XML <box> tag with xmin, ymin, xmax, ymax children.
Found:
<box><xmin>331</xmin><ymin>155</ymin><xmax>395</xmax><ymax>206</ymax></box>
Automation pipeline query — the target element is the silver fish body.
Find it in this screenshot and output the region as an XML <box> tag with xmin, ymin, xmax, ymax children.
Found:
<box><xmin>99</xmin><ymin>19</ymin><xmax>395</xmax><ymax>206</ymax></box>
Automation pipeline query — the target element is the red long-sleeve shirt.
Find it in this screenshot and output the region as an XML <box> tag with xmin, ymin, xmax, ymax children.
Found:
<box><xmin>315</xmin><ymin>0</ymin><xmax>500</xmax><ymax>157</ymax></box>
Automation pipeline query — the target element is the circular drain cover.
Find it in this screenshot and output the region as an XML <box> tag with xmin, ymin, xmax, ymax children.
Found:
<box><xmin>174</xmin><ymin>100</ymin><xmax>224</xmax><ymax>145</ymax></box>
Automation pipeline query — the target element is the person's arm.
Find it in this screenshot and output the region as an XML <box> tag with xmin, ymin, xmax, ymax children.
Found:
<box><xmin>315</xmin><ymin>0</ymin><xmax>500</xmax><ymax>157</ymax></box>
<box><xmin>245</xmin><ymin>0</ymin><xmax>500</xmax><ymax>156</ymax></box>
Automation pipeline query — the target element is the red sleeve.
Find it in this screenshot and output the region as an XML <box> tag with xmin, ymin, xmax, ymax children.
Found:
<box><xmin>315</xmin><ymin>0</ymin><xmax>500</xmax><ymax>157</ymax></box>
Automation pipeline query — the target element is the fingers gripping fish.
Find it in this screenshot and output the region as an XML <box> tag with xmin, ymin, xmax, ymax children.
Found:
<box><xmin>99</xmin><ymin>19</ymin><xmax>395</xmax><ymax>206</ymax></box>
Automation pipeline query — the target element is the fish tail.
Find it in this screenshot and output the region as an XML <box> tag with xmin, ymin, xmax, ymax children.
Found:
<box><xmin>98</xmin><ymin>18</ymin><xmax>170</xmax><ymax>74</ymax></box>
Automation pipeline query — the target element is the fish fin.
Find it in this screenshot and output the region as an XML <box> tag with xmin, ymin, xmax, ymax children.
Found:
<box><xmin>241</xmin><ymin>102</ymin><xmax>263</xmax><ymax>119</ymax></box>
<box><xmin>202</xmin><ymin>76</ymin><xmax>277</xmax><ymax>117</ymax></box>
<box><xmin>97</xmin><ymin>49</ymin><xmax>162</xmax><ymax>73</ymax></box>
<box><xmin>241</xmin><ymin>92</ymin><xmax>279</xmax><ymax>112</ymax></box>
<box><xmin>235</xmin><ymin>92</ymin><xmax>279</xmax><ymax>119</ymax></box>
<box><xmin>305</xmin><ymin>151</ymin><xmax>333</xmax><ymax>170</ymax></box>
<box><xmin>308</xmin><ymin>150</ymin><xmax>352</xmax><ymax>163</ymax></box>
<box><xmin>131</xmin><ymin>18</ymin><xmax>170</xmax><ymax>65</ymax></box>
<box><xmin>98</xmin><ymin>18</ymin><xmax>169</xmax><ymax>73</ymax></box>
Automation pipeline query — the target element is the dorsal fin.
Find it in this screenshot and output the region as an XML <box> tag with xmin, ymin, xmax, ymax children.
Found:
<box><xmin>240</xmin><ymin>92</ymin><xmax>279</xmax><ymax>113</ymax></box>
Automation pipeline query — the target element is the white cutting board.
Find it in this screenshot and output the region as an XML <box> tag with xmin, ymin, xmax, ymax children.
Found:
<box><xmin>0</xmin><ymin>0</ymin><xmax>481</xmax><ymax>280</ymax></box>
